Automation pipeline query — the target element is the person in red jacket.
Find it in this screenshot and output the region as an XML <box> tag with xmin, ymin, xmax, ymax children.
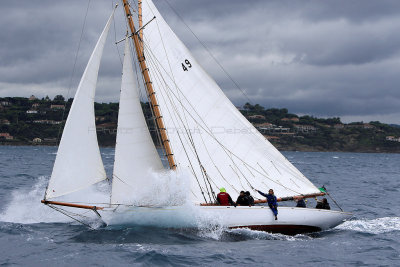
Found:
<box><xmin>217</xmin><ymin>188</ymin><xmax>235</xmax><ymax>206</ymax></box>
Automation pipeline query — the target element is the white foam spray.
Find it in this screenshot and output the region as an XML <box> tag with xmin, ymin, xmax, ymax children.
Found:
<box><xmin>336</xmin><ymin>217</ymin><xmax>400</xmax><ymax>234</ymax></box>
<box><xmin>0</xmin><ymin>176</ymin><xmax>71</xmax><ymax>224</ymax></box>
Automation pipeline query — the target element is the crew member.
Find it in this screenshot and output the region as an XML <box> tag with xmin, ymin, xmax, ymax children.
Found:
<box><xmin>245</xmin><ymin>191</ymin><xmax>254</xmax><ymax>206</ymax></box>
<box><xmin>296</xmin><ymin>198</ymin><xmax>306</xmax><ymax>208</ymax></box>
<box><xmin>257</xmin><ymin>188</ymin><xmax>278</xmax><ymax>220</ymax></box>
<box><xmin>236</xmin><ymin>191</ymin><xmax>249</xmax><ymax>206</ymax></box>
<box><xmin>217</xmin><ymin>188</ymin><xmax>235</xmax><ymax>206</ymax></box>
<box><xmin>315</xmin><ymin>198</ymin><xmax>330</xmax><ymax>210</ymax></box>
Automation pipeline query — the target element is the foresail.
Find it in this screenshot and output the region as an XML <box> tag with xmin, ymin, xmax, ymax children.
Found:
<box><xmin>46</xmin><ymin>9</ymin><xmax>115</xmax><ymax>199</ymax></box>
<box><xmin>111</xmin><ymin>39</ymin><xmax>164</xmax><ymax>205</ymax></box>
<box><xmin>141</xmin><ymin>0</ymin><xmax>321</xmax><ymax>203</ymax></box>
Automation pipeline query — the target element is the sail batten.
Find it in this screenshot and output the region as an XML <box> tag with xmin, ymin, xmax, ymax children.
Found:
<box><xmin>111</xmin><ymin>39</ymin><xmax>164</xmax><ymax>205</ymax></box>
<box><xmin>45</xmin><ymin>9</ymin><xmax>115</xmax><ymax>199</ymax></box>
<box><xmin>141</xmin><ymin>0</ymin><xmax>321</xmax><ymax>202</ymax></box>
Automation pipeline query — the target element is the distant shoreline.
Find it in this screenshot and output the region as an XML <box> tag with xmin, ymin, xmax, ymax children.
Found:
<box><xmin>2</xmin><ymin>142</ymin><xmax>399</xmax><ymax>154</ymax></box>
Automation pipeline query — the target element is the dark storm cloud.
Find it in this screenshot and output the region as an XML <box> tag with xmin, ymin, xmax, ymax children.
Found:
<box><xmin>0</xmin><ymin>0</ymin><xmax>399</xmax><ymax>123</ymax></box>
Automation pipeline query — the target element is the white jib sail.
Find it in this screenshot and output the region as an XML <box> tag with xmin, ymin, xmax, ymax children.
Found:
<box><xmin>142</xmin><ymin>0</ymin><xmax>321</xmax><ymax>203</ymax></box>
<box><xmin>45</xmin><ymin>9</ymin><xmax>115</xmax><ymax>199</ymax></box>
<box><xmin>111</xmin><ymin>39</ymin><xmax>164</xmax><ymax>205</ymax></box>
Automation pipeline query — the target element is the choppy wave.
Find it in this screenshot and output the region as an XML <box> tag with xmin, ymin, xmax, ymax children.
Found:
<box><xmin>336</xmin><ymin>217</ymin><xmax>400</xmax><ymax>234</ymax></box>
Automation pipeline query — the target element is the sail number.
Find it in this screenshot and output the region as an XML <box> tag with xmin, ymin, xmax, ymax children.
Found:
<box><xmin>182</xmin><ymin>59</ymin><xmax>192</xmax><ymax>71</ymax></box>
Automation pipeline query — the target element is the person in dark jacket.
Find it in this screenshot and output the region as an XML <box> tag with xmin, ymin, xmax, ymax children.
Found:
<box><xmin>315</xmin><ymin>198</ymin><xmax>330</xmax><ymax>210</ymax></box>
<box><xmin>245</xmin><ymin>191</ymin><xmax>254</xmax><ymax>206</ymax></box>
<box><xmin>217</xmin><ymin>188</ymin><xmax>235</xmax><ymax>206</ymax></box>
<box><xmin>257</xmin><ymin>188</ymin><xmax>278</xmax><ymax>220</ymax></box>
<box><xmin>296</xmin><ymin>198</ymin><xmax>306</xmax><ymax>208</ymax></box>
<box><xmin>236</xmin><ymin>191</ymin><xmax>249</xmax><ymax>206</ymax></box>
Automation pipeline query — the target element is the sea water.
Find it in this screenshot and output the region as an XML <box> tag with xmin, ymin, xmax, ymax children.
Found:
<box><xmin>0</xmin><ymin>146</ymin><xmax>399</xmax><ymax>266</ymax></box>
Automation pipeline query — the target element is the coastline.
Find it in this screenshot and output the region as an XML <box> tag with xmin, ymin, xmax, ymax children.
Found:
<box><xmin>2</xmin><ymin>142</ymin><xmax>399</xmax><ymax>154</ymax></box>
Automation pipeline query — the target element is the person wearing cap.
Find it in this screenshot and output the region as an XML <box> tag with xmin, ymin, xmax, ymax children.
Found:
<box><xmin>257</xmin><ymin>188</ymin><xmax>278</xmax><ymax>220</ymax></box>
<box><xmin>217</xmin><ymin>188</ymin><xmax>235</xmax><ymax>206</ymax></box>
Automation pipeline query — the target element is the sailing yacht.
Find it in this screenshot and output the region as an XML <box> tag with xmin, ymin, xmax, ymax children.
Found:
<box><xmin>41</xmin><ymin>0</ymin><xmax>352</xmax><ymax>235</ymax></box>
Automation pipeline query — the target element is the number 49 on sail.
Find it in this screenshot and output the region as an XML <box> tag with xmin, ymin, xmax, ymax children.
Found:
<box><xmin>182</xmin><ymin>59</ymin><xmax>192</xmax><ymax>71</ymax></box>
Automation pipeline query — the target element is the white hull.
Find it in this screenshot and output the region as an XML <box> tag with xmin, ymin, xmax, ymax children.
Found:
<box><xmin>100</xmin><ymin>205</ymin><xmax>352</xmax><ymax>235</ymax></box>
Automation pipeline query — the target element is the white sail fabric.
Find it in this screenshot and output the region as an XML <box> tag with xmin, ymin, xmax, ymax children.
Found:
<box><xmin>46</xmin><ymin>10</ymin><xmax>115</xmax><ymax>199</ymax></box>
<box><xmin>142</xmin><ymin>0</ymin><xmax>321</xmax><ymax>203</ymax></box>
<box><xmin>111</xmin><ymin>39</ymin><xmax>164</xmax><ymax>205</ymax></box>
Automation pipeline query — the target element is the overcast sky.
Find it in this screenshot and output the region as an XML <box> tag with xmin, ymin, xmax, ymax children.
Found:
<box><xmin>1</xmin><ymin>0</ymin><xmax>399</xmax><ymax>124</ymax></box>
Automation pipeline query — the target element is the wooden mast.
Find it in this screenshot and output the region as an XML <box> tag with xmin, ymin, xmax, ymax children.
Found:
<box><xmin>122</xmin><ymin>0</ymin><xmax>176</xmax><ymax>170</ymax></box>
<box><xmin>138</xmin><ymin>0</ymin><xmax>143</xmax><ymax>49</ymax></box>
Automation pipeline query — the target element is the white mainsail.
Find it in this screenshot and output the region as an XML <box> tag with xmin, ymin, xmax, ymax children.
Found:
<box><xmin>45</xmin><ymin>10</ymin><xmax>115</xmax><ymax>199</ymax></box>
<box><xmin>111</xmin><ymin>39</ymin><xmax>164</xmax><ymax>205</ymax></box>
<box><xmin>141</xmin><ymin>0</ymin><xmax>321</xmax><ymax>203</ymax></box>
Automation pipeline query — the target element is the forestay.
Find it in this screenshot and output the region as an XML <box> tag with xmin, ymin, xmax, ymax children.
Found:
<box><xmin>45</xmin><ymin>10</ymin><xmax>115</xmax><ymax>199</ymax></box>
<box><xmin>111</xmin><ymin>39</ymin><xmax>164</xmax><ymax>205</ymax></box>
<box><xmin>141</xmin><ymin>0</ymin><xmax>321</xmax><ymax>203</ymax></box>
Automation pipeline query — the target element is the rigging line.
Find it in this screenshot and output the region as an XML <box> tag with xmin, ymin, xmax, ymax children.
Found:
<box><xmin>113</xmin><ymin>1</ymin><xmax>123</xmax><ymax>66</ymax></box>
<box><xmin>141</xmin><ymin>40</ymin><xmax>234</xmax><ymax>181</ymax></box>
<box><xmin>144</xmin><ymin>55</ymin><xmax>178</xmax><ymax>150</ymax></box>
<box><xmin>257</xmin><ymin>162</ymin><xmax>302</xmax><ymax>195</ymax></box>
<box><xmin>243</xmin><ymin>163</ymin><xmax>256</xmax><ymax>178</ymax></box>
<box><xmin>187</xmin><ymin>132</ymin><xmax>215</xmax><ymax>202</ymax></box>
<box><xmin>113</xmin><ymin>174</ymin><xmax>135</xmax><ymax>190</ymax></box>
<box><xmin>229</xmin><ymin>165</ymin><xmax>246</xmax><ymax>190</ymax></box>
<box><xmin>289</xmin><ymin>177</ymin><xmax>301</xmax><ymax>189</ymax></box>
<box><xmin>183</xmin><ymin>122</ymin><xmax>213</xmax><ymax>202</ymax></box>
<box><xmin>141</xmin><ymin>35</ymin><xmax>304</xmax><ymax>196</ymax></box>
<box><xmin>130</xmin><ymin>39</ymin><xmax>165</xmax><ymax>157</ymax></box>
<box><xmin>198</xmin><ymin>131</ymin><xmax>239</xmax><ymax>193</ymax></box>
<box><xmin>257</xmin><ymin>162</ymin><xmax>270</xmax><ymax>177</ymax></box>
<box><xmin>161</xmin><ymin>83</ymin><xmax>301</xmax><ymax>193</ymax></box>
<box><xmin>137</xmin><ymin>12</ymin><xmax>307</xmax><ymax>193</ymax></box>
<box><xmin>143</xmin><ymin>46</ymin><xmax>193</xmax><ymax>154</ymax></box>
<box><xmin>129</xmin><ymin>38</ymin><xmax>167</xmax><ymax>161</ymax></box>
<box><xmin>271</xmin><ymin>160</ymin><xmax>282</xmax><ymax>175</ymax></box>
<box><xmin>141</xmin><ymin>35</ymin><xmax>312</xmax><ymax>194</ymax></box>
<box><xmin>148</xmin><ymin>1</ymin><xmax>196</xmax><ymax>153</ymax></box>
<box><xmin>181</xmin><ymin>115</ymin><xmax>215</xmax><ymax>197</ymax></box>
<box><xmin>163</xmin><ymin>0</ymin><xmax>253</xmax><ymax>105</ymax></box>
<box><xmin>148</xmin><ymin>89</ymin><xmax>292</xmax><ymax>195</ymax></box>
<box><xmin>138</xmin><ymin>46</ymin><xmax>178</xmax><ymax>163</ymax></box>
<box><xmin>236</xmin><ymin>161</ymin><xmax>256</xmax><ymax>190</ymax></box>
<box><xmin>145</xmin><ymin>55</ymin><xmax>209</xmax><ymax>189</ymax></box>
<box><xmin>142</xmin><ymin>51</ymin><xmax>209</xmax><ymax>201</ymax></box>
<box><xmin>143</xmin><ymin>55</ymin><xmax>244</xmax><ymax>197</ymax></box>
<box><xmin>143</xmin><ymin>53</ymin><xmax>210</xmax><ymax>202</ymax></box>
<box><xmin>143</xmin><ymin>52</ymin><xmax>183</xmax><ymax>158</ymax></box>
<box><xmin>127</xmin><ymin>13</ymin><xmax>177</xmax><ymax>166</ymax></box>
<box><xmin>55</xmin><ymin>0</ymin><xmax>91</xmax><ymax>146</ymax></box>
<box><xmin>143</xmin><ymin>47</ymin><xmax>201</xmax><ymax>164</ymax></box>
<box><xmin>48</xmin><ymin>205</ymin><xmax>95</xmax><ymax>230</ymax></box>
<box><xmin>325</xmin><ymin>190</ymin><xmax>343</xmax><ymax>212</ymax></box>
<box><xmin>140</xmin><ymin>40</ymin><xmax>255</xmax><ymax>174</ymax></box>
<box><xmin>137</xmin><ymin>55</ymin><xmax>303</xmax><ymax>195</ymax></box>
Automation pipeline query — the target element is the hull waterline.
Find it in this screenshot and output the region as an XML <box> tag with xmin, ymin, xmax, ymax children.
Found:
<box><xmin>100</xmin><ymin>205</ymin><xmax>352</xmax><ymax>235</ymax></box>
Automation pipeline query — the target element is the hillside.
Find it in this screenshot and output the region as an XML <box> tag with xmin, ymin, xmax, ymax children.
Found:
<box><xmin>241</xmin><ymin>103</ymin><xmax>400</xmax><ymax>153</ymax></box>
<box><xmin>1</xmin><ymin>96</ymin><xmax>400</xmax><ymax>153</ymax></box>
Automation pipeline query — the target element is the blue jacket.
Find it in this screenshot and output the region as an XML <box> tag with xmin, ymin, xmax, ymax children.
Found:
<box><xmin>258</xmin><ymin>190</ymin><xmax>278</xmax><ymax>207</ymax></box>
